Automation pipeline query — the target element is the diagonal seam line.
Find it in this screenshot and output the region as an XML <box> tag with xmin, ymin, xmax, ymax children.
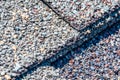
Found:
<box><xmin>12</xmin><ymin>19</ymin><xmax>120</xmax><ymax>80</ymax></box>
<box><xmin>40</xmin><ymin>0</ymin><xmax>80</xmax><ymax>32</ymax></box>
